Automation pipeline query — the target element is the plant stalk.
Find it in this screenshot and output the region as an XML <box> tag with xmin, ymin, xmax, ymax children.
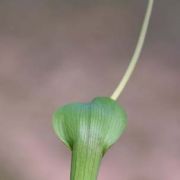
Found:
<box><xmin>70</xmin><ymin>142</ymin><xmax>103</xmax><ymax>180</ymax></box>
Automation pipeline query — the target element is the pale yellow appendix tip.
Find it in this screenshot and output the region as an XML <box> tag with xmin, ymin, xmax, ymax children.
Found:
<box><xmin>111</xmin><ymin>0</ymin><xmax>154</xmax><ymax>100</ymax></box>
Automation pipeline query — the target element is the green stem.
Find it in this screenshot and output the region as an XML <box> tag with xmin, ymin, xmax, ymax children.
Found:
<box><xmin>70</xmin><ymin>142</ymin><xmax>103</xmax><ymax>180</ymax></box>
<box><xmin>111</xmin><ymin>0</ymin><xmax>154</xmax><ymax>100</ymax></box>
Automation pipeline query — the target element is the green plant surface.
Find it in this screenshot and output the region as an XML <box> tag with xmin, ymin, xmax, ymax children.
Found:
<box><xmin>52</xmin><ymin>0</ymin><xmax>154</xmax><ymax>179</ymax></box>
<box><xmin>53</xmin><ymin>97</ymin><xmax>127</xmax><ymax>180</ymax></box>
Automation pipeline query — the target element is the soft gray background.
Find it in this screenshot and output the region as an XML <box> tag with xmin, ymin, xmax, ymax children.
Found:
<box><xmin>0</xmin><ymin>0</ymin><xmax>180</xmax><ymax>180</ymax></box>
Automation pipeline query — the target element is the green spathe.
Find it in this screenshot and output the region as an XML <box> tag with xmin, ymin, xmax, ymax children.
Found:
<box><xmin>53</xmin><ymin>97</ymin><xmax>127</xmax><ymax>180</ymax></box>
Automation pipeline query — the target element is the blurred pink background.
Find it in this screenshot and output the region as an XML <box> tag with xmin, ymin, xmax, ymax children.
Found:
<box><xmin>0</xmin><ymin>0</ymin><xmax>180</xmax><ymax>180</ymax></box>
